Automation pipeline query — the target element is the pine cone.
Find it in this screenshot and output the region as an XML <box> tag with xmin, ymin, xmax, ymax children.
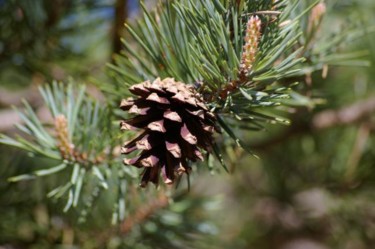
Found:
<box><xmin>120</xmin><ymin>78</ymin><xmax>218</xmax><ymax>187</ymax></box>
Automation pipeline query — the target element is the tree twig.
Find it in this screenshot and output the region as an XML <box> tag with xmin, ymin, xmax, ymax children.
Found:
<box><xmin>252</xmin><ymin>96</ymin><xmax>375</xmax><ymax>150</ymax></box>
<box><xmin>112</xmin><ymin>0</ymin><xmax>128</xmax><ymax>58</ymax></box>
<box><xmin>0</xmin><ymin>109</ymin><xmax>21</xmax><ymax>132</ymax></box>
<box><xmin>0</xmin><ymin>85</ymin><xmax>42</xmax><ymax>107</ymax></box>
<box><xmin>120</xmin><ymin>192</ymin><xmax>169</xmax><ymax>234</ymax></box>
<box><xmin>312</xmin><ymin>97</ymin><xmax>375</xmax><ymax>130</ymax></box>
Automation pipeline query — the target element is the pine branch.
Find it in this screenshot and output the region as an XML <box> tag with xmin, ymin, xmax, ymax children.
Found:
<box><xmin>120</xmin><ymin>192</ymin><xmax>169</xmax><ymax>234</ymax></box>
<box><xmin>0</xmin><ymin>109</ymin><xmax>22</xmax><ymax>132</ymax></box>
<box><xmin>312</xmin><ymin>97</ymin><xmax>375</xmax><ymax>129</ymax></box>
<box><xmin>2</xmin><ymin>0</ymin><xmax>373</xmax><ymax>229</ymax></box>
<box><xmin>0</xmin><ymin>81</ymin><xmax>132</xmax><ymax>213</ymax></box>
<box><xmin>0</xmin><ymin>85</ymin><xmax>41</xmax><ymax>107</ymax></box>
<box><xmin>112</xmin><ymin>0</ymin><xmax>128</xmax><ymax>57</ymax></box>
<box><xmin>109</xmin><ymin>0</ymin><xmax>373</xmax><ymax>188</ymax></box>
<box><xmin>251</xmin><ymin>96</ymin><xmax>375</xmax><ymax>150</ymax></box>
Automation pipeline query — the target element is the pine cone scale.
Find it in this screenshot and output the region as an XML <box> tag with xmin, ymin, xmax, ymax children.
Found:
<box><xmin>165</xmin><ymin>141</ymin><xmax>182</xmax><ymax>158</ymax></box>
<box><xmin>163</xmin><ymin>110</ymin><xmax>182</xmax><ymax>122</ymax></box>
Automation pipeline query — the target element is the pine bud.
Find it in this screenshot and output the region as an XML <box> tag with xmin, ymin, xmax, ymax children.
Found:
<box><xmin>55</xmin><ymin>115</ymin><xmax>74</xmax><ymax>159</ymax></box>
<box><xmin>240</xmin><ymin>15</ymin><xmax>262</xmax><ymax>73</ymax></box>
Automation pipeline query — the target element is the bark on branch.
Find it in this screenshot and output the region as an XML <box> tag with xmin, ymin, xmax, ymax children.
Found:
<box><xmin>120</xmin><ymin>193</ymin><xmax>169</xmax><ymax>234</ymax></box>
<box><xmin>112</xmin><ymin>0</ymin><xmax>128</xmax><ymax>57</ymax></box>
<box><xmin>252</xmin><ymin>96</ymin><xmax>375</xmax><ymax>150</ymax></box>
<box><xmin>312</xmin><ymin>97</ymin><xmax>375</xmax><ymax>130</ymax></box>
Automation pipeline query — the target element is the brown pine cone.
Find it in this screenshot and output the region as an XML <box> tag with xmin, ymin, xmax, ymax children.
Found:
<box><xmin>120</xmin><ymin>78</ymin><xmax>218</xmax><ymax>187</ymax></box>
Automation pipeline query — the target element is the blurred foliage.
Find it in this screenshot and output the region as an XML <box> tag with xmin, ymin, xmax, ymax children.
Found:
<box><xmin>0</xmin><ymin>0</ymin><xmax>114</xmax><ymax>88</ymax></box>
<box><xmin>1</xmin><ymin>0</ymin><xmax>375</xmax><ymax>249</ymax></box>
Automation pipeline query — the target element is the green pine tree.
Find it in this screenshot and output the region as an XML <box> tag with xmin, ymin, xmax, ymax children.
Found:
<box><xmin>1</xmin><ymin>0</ymin><xmax>374</xmax><ymax>248</ymax></box>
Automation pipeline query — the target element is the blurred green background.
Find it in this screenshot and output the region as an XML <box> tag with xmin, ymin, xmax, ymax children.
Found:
<box><xmin>1</xmin><ymin>0</ymin><xmax>375</xmax><ymax>248</ymax></box>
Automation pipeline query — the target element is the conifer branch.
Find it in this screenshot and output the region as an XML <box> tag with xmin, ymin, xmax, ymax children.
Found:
<box><xmin>252</xmin><ymin>96</ymin><xmax>375</xmax><ymax>150</ymax></box>
<box><xmin>1</xmin><ymin>0</ymin><xmax>372</xmax><ymax>226</ymax></box>
<box><xmin>312</xmin><ymin>97</ymin><xmax>375</xmax><ymax>130</ymax></box>
<box><xmin>120</xmin><ymin>192</ymin><xmax>169</xmax><ymax>234</ymax></box>
<box><xmin>0</xmin><ymin>82</ymin><xmax>130</xmax><ymax>212</ymax></box>
<box><xmin>112</xmin><ymin>0</ymin><xmax>128</xmax><ymax>56</ymax></box>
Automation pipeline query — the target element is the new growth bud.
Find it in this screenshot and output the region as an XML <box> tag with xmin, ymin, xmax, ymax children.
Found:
<box><xmin>240</xmin><ymin>15</ymin><xmax>262</xmax><ymax>73</ymax></box>
<box><xmin>55</xmin><ymin>115</ymin><xmax>74</xmax><ymax>159</ymax></box>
